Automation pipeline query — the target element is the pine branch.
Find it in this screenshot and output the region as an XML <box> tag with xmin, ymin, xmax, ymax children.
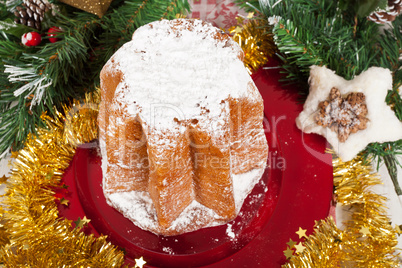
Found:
<box><xmin>363</xmin><ymin>16</ymin><xmax>402</xmax><ymax>173</ymax></box>
<box><xmin>0</xmin><ymin>9</ymin><xmax>98</xmax><ymax>154</ymax></box>
<box><xmin>251</xmin><ymin>0</ymin><xmax>402</xmax><ymax>181</ymax></box>
<box><xmin>257</xmin><ymin>0</ymin><xmax>401</xmax><ymax>113</ymax></box>
<box><xmin>384</xmin><ymin>154</ymin><xmax>402</xmax><ymax>196</ymax></box>
<box><xmin>0</xmin><ymin>0</ymin><xmax>191</xmax><ymax>157</ymax></box>
<box><xmin>235</xmin><ymin>0</ymin><xmax>261</xmax><ymax>13</ymax></box>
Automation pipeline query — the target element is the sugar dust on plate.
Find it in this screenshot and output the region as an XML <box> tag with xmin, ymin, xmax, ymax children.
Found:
<box><xmin>226</xmin><ymin>223</ymin><xmax>235</xmax><ymax>240</ymax></box>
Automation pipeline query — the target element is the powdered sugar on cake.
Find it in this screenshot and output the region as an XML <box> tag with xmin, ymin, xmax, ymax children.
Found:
<box><xmin>99</xmin><ymin>19</ymin><xmax>268</xmax><ymax>236</ymax></box>
<box><xmin>106</xmin><ymin>166</ymin><xmax>265</xmax><ymax>234</ymax></box>
<box><xmin>105</xmin><ymin>19</ymin><xmax>250</xmax><ymax>130</ymax></box>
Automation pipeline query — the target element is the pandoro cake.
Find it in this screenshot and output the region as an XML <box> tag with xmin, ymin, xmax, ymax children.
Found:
<box><xmin>98</xmin><ymin>19</ymin><xmax>268</xmax><ymax>236</ymax></box>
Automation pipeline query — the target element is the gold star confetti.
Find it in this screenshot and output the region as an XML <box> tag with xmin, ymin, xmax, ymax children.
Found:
<box><xmin>175</xmin><ymin>13</ymin><xmax>187</xmax><ymax>19</ymax></box>
<box><xmin>74</xmin><ymin>216</ymin><xmax>91</xmax><ymax>228</ymax></box>
<box><xmin>233</xmin><ymin>26</ymin><xmax>242</xmax><ymax>34</ymax></box>
<box><xmin>283</xmin><ymin>247</ymin><xmax>294</xmax><ymax>259</ymax></box>
<box><xmin>45</xmin><ymin>171</ymin><xmax>54</xmax><ymax>180</ymax></box>
<box><xmin>82</xmin><ymin>216</ymin><xmax>91</xmax><ymax>225</ymax></box>
<box><xmin>73</xmin><ymin>218</ymin><xmax>83</xmax><ymax>228</ymax></box>
<box><xmin>60</xmin><ymin>198</ymin><xmax>69</xmax><ymax>206</ymax></box>
<box><xmin>284</xmin><ymin>157</ymin><xmax>400</xmax><ymax>267</ymax></box>
<box><xmin>296</xmin><ymin>227</ymin><xmax>308</xmax><ymax>239</ymax></box>
<box><xmin>286</xmin><ymin>238</ymin><xmax>297</xmax><ymax>248</ymax></box>
<box><xmin>395</xmin><ymin>225</ymin><xmax>402</xmax><ymax>235</ymax></box>
<box><xmin>0</xmin><ymin>175</ymin><xmax>8</xmax><ymax>184</ymax></box>
<box><xmin>134</xmin><ymin>256</ymin><xmax>147</xmax><ymax>268</ymax></box>
<box><xmin>247</xmin><ymin>12</ymin><xmax>254</xmax><ymax>19</ymax></box>
<box><xmin>294</xmin><ymin>242</ymin><xmax>306</xmax><ymax>254</ymax></box>
<box><xmin>359</xmin><ymin>226</ymin><xmax>371</xmax><ymax>237</ymax></box>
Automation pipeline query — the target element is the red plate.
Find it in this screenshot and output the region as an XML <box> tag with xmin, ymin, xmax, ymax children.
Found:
<box><xmin>58</xmin><ymin>61</ymin><xmax>333</xmax><ymax>267</ymax></box>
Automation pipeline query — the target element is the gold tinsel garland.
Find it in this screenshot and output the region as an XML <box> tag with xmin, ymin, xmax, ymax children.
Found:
<box><xmin>229</xmin><ymin>15</ymin><xmax>276</xmax><ymax>74</ymax></box>
<box><xmin>0</xmin><ymin>18</ymin><xmax>275</xmax><ymax>266</ymax></box>
<box><xmin>0</xmin><ymin>18</ymin><xmax>399</xmax><ymax>267</ymax></box>
<box><xmin>0</xmin><ymin>93</ymin><xmax>126</xmax><ymax>267</ymax></box>
<box><xmin>230</xmin><ymin>18</ymin><xmax>400</xmax><ymax>265</ymax></box>
<box><xmin>284</xmin><ymin>156</ymin><xmax>400</xmax><ymax>267</ymax></box>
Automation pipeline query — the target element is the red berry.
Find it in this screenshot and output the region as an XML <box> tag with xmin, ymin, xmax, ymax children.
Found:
<box><xmin>48</xmin><ymin>26</ymin><xmax>62</xmax><ymax>43</ymax></box>
<box><xmin>22</xmin><ymin>32</ymin><xmax>42</xmax><ymax>47</ymax></box>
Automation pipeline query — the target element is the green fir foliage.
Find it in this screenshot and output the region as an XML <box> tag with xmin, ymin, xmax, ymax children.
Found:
<box><xmin>253</xmin><ymin>0</ymin><xmax>401</xmax><ymax>179</ymax></box>
<box><xmin>339</xmin><ymin>0</ymin><xmax>388</xmax><ymax>18</ymax></box>
<box><xmin>0</xmin><ymin>0</ymin><xmax>190</xmax><ymax>157</ymax></box>
<box><xmin>259</xmin><ymin>0</ymin><xmax>402</xmax><ymax>81</ymax></box>
<box><xmin>235</xmin><ymin>0</ymin><xmax>261</xmax><ymax>13</ymax></box>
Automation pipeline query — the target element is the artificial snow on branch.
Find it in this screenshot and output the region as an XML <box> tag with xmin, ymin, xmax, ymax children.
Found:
<box><xmin>5</xmin><ymin>64</ymin><xmax>52</xmax><ymax>107</ymax></box>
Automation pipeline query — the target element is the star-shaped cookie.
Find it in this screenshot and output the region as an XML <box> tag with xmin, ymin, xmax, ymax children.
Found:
<box><xmin>296</xmin><ymin>65</ymin><xmax>402</xmax><ymax>161</ymax></box>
